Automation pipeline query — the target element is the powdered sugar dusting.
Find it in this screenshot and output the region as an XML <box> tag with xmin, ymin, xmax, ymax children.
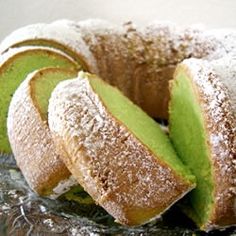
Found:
<box><xmin>206</xmin><ymin>29</ymin><xmax>236</xmax><ymax>59</ymax></box>
<box><xmin>210</xmin><ymin>55</ymin><xmax>236</xmax><ymax>114</ymax></box>
<box><xmin>49</xmin><ymin>175</ymin><xmax>78</xmax><ymax>199</ymax></box>
<box><xmin>0</xmin><ymin>23</ymin><xmax>46</xmax><ymax>53</ymax></box>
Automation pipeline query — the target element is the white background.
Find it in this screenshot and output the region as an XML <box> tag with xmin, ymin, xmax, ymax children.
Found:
<box><xmin>0</xmin><ymin>0</ymin><xmax>236</xmax><ymax>41</ymax></box>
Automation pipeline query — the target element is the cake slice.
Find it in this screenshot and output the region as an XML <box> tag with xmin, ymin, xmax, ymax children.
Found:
<box><xmin>7</xmin><ymin>68</ymin><xmax>77</xmax><ymax>196</ymax></box>
<box><xmin>0</xmin><ymin>20</ymin><xmax>96</xmax><ymax>73</ymax></box>
<box><xmin>0</xmin><ymin>46</ymin><xmax>79</xmax><ymax>153</ymax></box>
<box><xmin>169</xmin><ymin>58</ymin><xmax>236</xmax><ymax>231</ymax></box>
<box><xmin>48</xmin><ymin>71</ymin><xmax>196</xmax><ymax>226</ymax></box>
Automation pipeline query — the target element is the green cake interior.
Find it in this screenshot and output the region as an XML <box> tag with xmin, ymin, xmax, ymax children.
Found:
<box><xmin>82</xmin><ymin>72</ymin><xmax>195</xmax><ymax>185</ymax></box>
<box><xmin>0</xmin><ymin>48</ymin><xmax>80</xmax><ymax>154</ymax></box>
<box><xmin>169</xmin><ymin>69</ymin><xmax>214</xmax><ymax>227</ymax></box>
<box><xmin>30</xmin><ymin>68</ymin><xmax>77</xmax><ymax>120</ymax></box>
<box><xmin>10</xmin><ymin>39</ymin><xmax>89</xmax><ymax>70</ymax></box>
<box><xmin>30</xmin><ymin>67</ymin><xmax>94</xmax><ymax>204</ymax></box>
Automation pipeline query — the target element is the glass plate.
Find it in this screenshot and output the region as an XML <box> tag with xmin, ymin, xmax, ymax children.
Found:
<box><xmin>0</xmin><ymin>154</ymin><xmax>235</xmax><ymax>236</ymax></box>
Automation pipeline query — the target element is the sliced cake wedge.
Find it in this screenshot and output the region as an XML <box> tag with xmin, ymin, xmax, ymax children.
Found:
<box><xmin>0</xmin><ymin>46</ymin><xmax>80</xmax><ymax>154</ymax></box>
<box><xmin>7</xmin><ymin>68</ymin><xmax>77</xmax><ymax>196</ymax></box>
<box><xmin>0</xmin><ymin>20</ymin><xmax>97</xmax><ymax>73</ymax></box>
<box><xmin>169</xmin><ymin>58</ymin><xmax>236</xmax><ymax>231</ymax></box>
<box><xmin>48</xmin><ymin>71</ymin><xmax>196</xmax><ymax>226</ymax></box>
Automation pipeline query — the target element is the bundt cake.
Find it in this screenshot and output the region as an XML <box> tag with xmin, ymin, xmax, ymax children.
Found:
<box><xmin>0</xmin><ymin>46</ymin><xmax>79</xmax><ymax>153</ymax></box>
<box><xmin>1</xmin><ymin>19</ymin><xmax>235</xmax><ymax>230</ymax></box>
<box><xmin>169</xmin><ymin>58</ymin><xmax>235</xmax><ymax>231</ymax></box>
<box><xmin>1</xmin><ymin>20</ymin><xmax>235</xmax><ymax>119</ymax></box>
<box><xmin>48</xmin><ymin>71</ymin><xmax>196</xmax><ymax>225</ymax></box>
